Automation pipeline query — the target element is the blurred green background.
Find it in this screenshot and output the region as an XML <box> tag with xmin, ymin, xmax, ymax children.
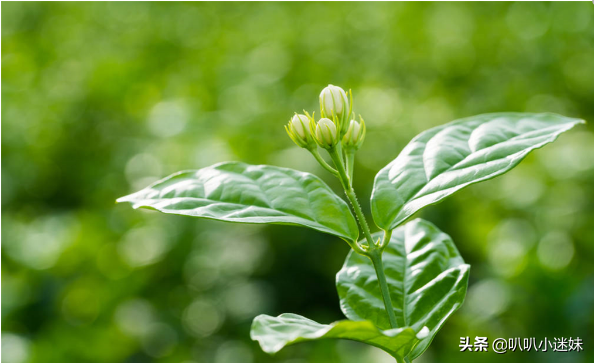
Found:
<box><xmin>2</xmin><ymin>2</ymin><xmax>594</xmax><ymax>363</ymax></box>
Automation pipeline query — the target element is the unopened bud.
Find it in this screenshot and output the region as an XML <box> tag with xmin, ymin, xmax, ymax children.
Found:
<box><xmin>343</xmin><ymin>118</ymin><xmax>366</xmax><ymax>149</ymax></box>
<box><xmin>319</xmin><ymin>85</ymin><xmax>348</xmax><ymax>120</ymax></box>
<box><xmin>285</xmin><ymin>114</ymin><xmax>315</xmax><ymax>148</ymax></box>
<box><xmin>291</xmin><ymin>114</ymin><xmax>308</xmax><ymax>138</ymax></box>
<box><xmin>314</xmin><ymin>118</ymin><xmax>338</xmax><ymax>149</ymax></box>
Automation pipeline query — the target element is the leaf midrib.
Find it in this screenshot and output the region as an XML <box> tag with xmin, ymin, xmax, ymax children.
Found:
<box><xmin>383</xmin><ymin>122</ymin><xmax>573</xmax><ymax>228</ymax></box>
<box><xmin>399</xmin><ymin>241</ymin><xmax>409</xmax><ymax>327</ymax></box>
<box><xmin>135</xmin><ymin>196</ymin><xmax>319</xmax><ymax>223</ymax></box>
<box><xmin>414</xmin><ymin>123</ymin><xmax>564</xmax><ymax>198</ymax></box>
<box><xmin>140</xmin><ymin>167</ymin><xmax>338</xmax><ymax>226</ymax></box>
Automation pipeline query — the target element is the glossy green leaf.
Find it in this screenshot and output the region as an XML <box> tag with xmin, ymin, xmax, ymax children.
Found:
<box><xmin>371</xmin><ymin>113</ymin><xmax>584</xmax><ymax>231</ymax></box>
<box><xmin>117</xmin><ymin>161</ymin><xmax>359</xmax><ymax>242</ymax></box>
<box><xmin>251</xmin><ymin>313</ymin><xmax>429</xmax><ymax>361</ymax></box>
<box><xmin>336</xmin><ymin>219</ymin><xmax>470</xmax><ymax>360</ymax></box>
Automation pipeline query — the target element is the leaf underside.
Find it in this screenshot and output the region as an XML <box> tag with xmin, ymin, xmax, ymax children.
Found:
<box><xmin>336</xmin><ymin>218</ymin><xmax>470</xmax><ymax>360</ymax></box>
<box><xmin>250</xmin><ymin>313</ymin><xmax>424</xmax><ymax>360</ymax></box>
<box><xmin>117</xmin><ymin>161</ymin><xmax>359</xmax><ymax>243</ymax></box>
<box><xmin>371</xmin><ymin>112</ymin><xmax>584</xmax><ymax>231</ymax></box>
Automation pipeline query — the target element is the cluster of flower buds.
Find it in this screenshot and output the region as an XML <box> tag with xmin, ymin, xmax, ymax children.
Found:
<box><xmin>285</xmin><ymin>84</ymin><xmax>366</xmax><ymax>151</ymax></box>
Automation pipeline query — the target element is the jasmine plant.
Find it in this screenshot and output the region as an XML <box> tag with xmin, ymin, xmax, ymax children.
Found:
<box><xmin>118</xmin><ymin>85</ymin><xmax>584</xmax><ymax>362</ymax></box>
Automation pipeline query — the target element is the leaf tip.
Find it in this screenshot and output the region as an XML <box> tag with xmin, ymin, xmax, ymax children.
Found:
<box><xmin>416</xmin><ymin>326</ymin><xmax>430</xmax><ymax>339</ymax></box>
<box><xmin>116</xmin><ymin>195</ymin><xmax>133</xmax><ymax>204</ymax></box>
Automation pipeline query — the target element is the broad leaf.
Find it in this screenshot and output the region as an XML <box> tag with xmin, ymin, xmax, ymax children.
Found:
<box><xmin>336</xmin><ymin>219</ymin><xmax>470</xmax><ymax>360</ymax></box>
<box><xmin>117</xmin><ymin>161</ymin><xmax>359</xmax><ymax>242</ymax></box>
<box><xmin>371</xmin><ymin>113</ymin><xmax>584</xmax><ymax>230</ymax></box>
<box><xmin>251</xmin><ymin>313</ymin><xmax>429</xmax><ymax>360</ymax></box>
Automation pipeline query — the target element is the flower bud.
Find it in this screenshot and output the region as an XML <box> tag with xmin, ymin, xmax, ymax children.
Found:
<box><xmin>314</xmin><ymin>118</ymin><xmax>338</xmax><ymax>149</ymax></box>
<box><xmin>291</xmin><ymin>114</ymin><xmax>308</xmax><ymax>138</ymax></box>
<box><xmin>285</xmin><ymin>114</ymin><xmax>315</xmax><ymax>148</ymax></box>
<box><xmin>342</xmin><ymin>118</ymin><xmax>366</xmax><ymax>149</ymax></box>
<box><xmin>319</xmin><ymin>85</ymin><xmax>348</xmax><ymax>121</ymax></box>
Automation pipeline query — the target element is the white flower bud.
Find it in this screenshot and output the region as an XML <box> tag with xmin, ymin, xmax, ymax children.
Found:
<box><xmin>319</xmin><ymin>85</ymin><xmax>348</xmax><ymax>120</ymax></box>
<box><xmin>344</xmin><ymin>120</ymin><xmax>360</xmax><ymax>143</ymax></box>
<box><xmin>285</xmin><ymin>113</ymin><xmax>315</xmax><ymax>149</ymax></box>
<box><xmin>291</xmin><ymin>114</ymin><xmax>309</xmax><ymax>139</ymax></box>
<box><xmin>343</xmin><ymin>118</ymin><xmax>366</xmax><ymax>149</ymax></box>
<box><xmin>315</xmin><ymin>118</ymin><xmax>338</xmax><ymax>149</ymax></box>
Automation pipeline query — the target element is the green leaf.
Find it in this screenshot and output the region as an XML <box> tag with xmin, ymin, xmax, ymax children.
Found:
<box><xmin>371</xmin><ymin>113</ymin><xmax>584</xmax><ymax>230</ymax></box>
<box><xmin>117</xmin><ymin>161</ymin><xmax>359</xmax><ymax>242</ymax></box>
<box><xmin>251</xmin><ymin>313</ymin><xmax>428</xmax><ymax>361</ymax></box>
<box><xmin>336</xmin><ymin>219</ymin><xmax>470</xmax><ymax>360</ymax></box>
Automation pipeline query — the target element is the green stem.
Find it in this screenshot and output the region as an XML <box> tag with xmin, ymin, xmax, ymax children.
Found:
<box><xmin>309</xmin><ymin>148</ymin><xmax>338</xmax><ymax>176</ymax></box>
<box><xmin>345</xmin><ymin>148</ymin><xmax>355</xmax><ymax>180</ymax></box>
<box><xmin>328</xmin><ymin>147</ymin><xmax>399</xmax><ymax>330</ymax></box>
<box><xmin>328</xmin><ymin>147</ymin><xmax>351</xmax><ymax>191</ymax></box>
<box><xmin>345</xmin><ymin>188</ymin><xmax>375</xmax><ymax>248</ymax></box>
<box><xmin>380</xmin><ymin>229</ymin><xmax>393</xmax><ymax>250</ymax></box>
<box><xmin>329</xmin><ymin>147</ymin><xmax>375</xmax><ymax>249</ymax></box>
<box><xmin>368</xmin><ymin>249</ymin><xmax>399</xmax><ymax>330</ymax></box>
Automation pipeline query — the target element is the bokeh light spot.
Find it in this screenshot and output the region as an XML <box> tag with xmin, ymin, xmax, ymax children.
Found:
<box><xmin>214</xmin><ymin>341</ymin><xmax>253</xmax><ymax>363</ymax></box>
<box><xmin>467</xmin><ymin>279</ymin><xmax>511</xmax><ymax>320</ymax></box>
<box><xmin>141</xmin><ymin>323</ymin><xmax>178</xmax><ymax>358</ymax></box>
<box><xmin>537</xmin><ymin>231</ymin><xmax>574</xmax><ymax>271</ymax></box>
<box><xmin>223</xmin><ymin>281</ymin><xmax>272</xmax><ymax>320</ymax></box>
<box><xmin>487</xmin><ymin>219</ymin><xmax>535</xmax><ymax>277</ymax></box>
<box><xmin>61</xmin><ymin>286</ymin><xmax>101</xmax><ymax>326</ymax></box>
<box><xmin>118</xmin><ymin>226</ymin><xmax>170</xmax><ymax>267</ymax></box>
<box><xmin>114</xmin><ymin>299</ymin><xmax>156</xmax><ymax>337</ymax></box>
<box><xmin>183</xmin><ymin>298</ymin><xmax>224</xmax><ymax>338</ymax></box>
<box><xmin>148</xmin><ymin>100</ymin><xmax>188</xmax><ymax>137</ymax></box>
<box><xmin>1</xmin><ymin>334</ymin><xmax>30</xmax><ymax>363</ymax></box>
<box><xmin>506</xmin><ymin>2</ymin><xmax>550</xmax><ymax>40</ymax></box>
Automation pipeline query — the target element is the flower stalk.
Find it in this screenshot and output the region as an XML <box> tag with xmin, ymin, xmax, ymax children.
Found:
<box><xmin>287</xmin><ymin>84</ymin><xmax>398</xmax><ymax>332</ymax></box>
<box><xmin>329</xmin><ymin>146</ymin><xmax>399</xmax><ymax>330</ymax></box>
